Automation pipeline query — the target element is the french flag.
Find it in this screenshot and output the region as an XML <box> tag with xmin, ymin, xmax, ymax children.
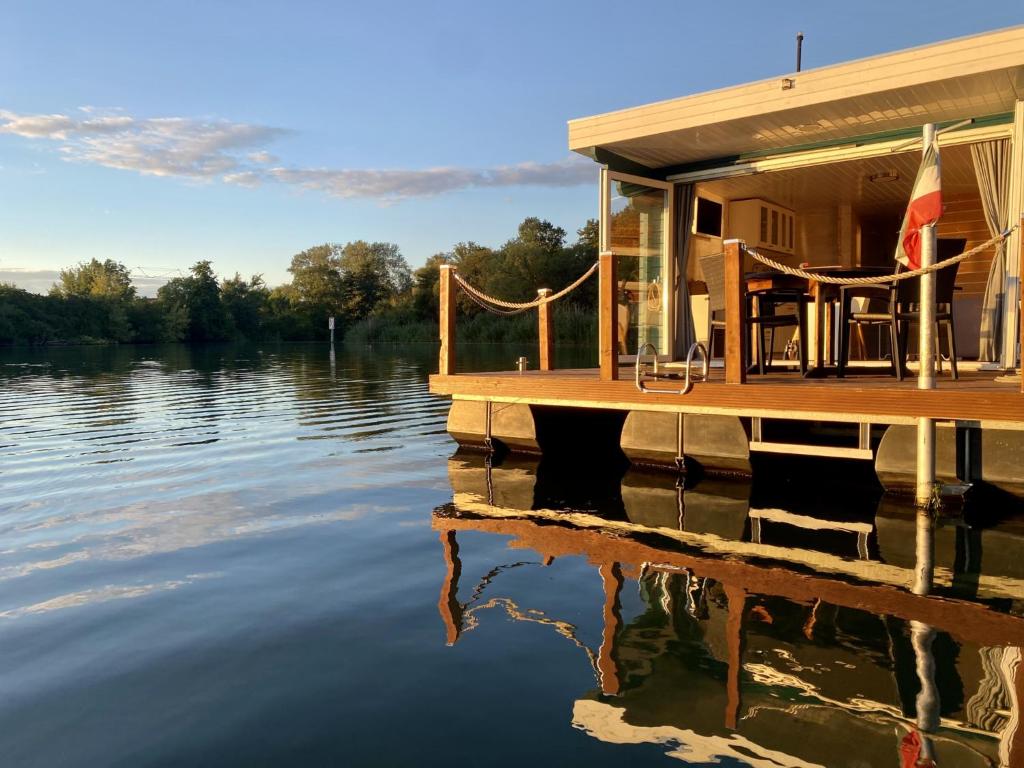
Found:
<box><xmin>895</xmin><ymin>139</ymin><xmax>943</xmax><ymax>270</ymax></box>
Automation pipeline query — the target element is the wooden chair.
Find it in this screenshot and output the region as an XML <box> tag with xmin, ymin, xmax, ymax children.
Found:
<box><xmin>700</xmin><ymin>253</ymin><xmax>810</xmax><ymax>375</ymax></box>
<box><xmin>836</xmin><ymin>285</ymin><xmax>901</xmax><ymax>379</ymax></box>
<box><xmin>837</xmin><ymin>238</ymin><xmax>965</xmax><ymax>381</ymax></box>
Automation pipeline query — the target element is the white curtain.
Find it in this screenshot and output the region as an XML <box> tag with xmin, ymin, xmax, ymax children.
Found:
<box><xmin>673</xmin><ymin>183</ymin><xmax>697</xmax><ymax>359</ymax></box>
<box><xmin>972</xmin><ymin>139</ymin><xmax>1012</xmax><ymax>362</ymax></box>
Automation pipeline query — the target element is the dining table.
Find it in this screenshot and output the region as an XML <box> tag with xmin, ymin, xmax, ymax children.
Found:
<box><xmin>745</xmin><ymin>265</ymin><xmax>892</xmax><ymax>377</ymax></box>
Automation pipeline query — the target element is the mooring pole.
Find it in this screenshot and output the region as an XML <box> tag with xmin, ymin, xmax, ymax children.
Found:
<box><xmin>916</xmin><ymin>123</ymin><xmax>938</xmax><ymax>507</ymax></box>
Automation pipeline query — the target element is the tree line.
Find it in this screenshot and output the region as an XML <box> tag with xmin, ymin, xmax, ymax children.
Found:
<box><xmin>0</xmin><ymin>217</ymin><xmax>599</xmax><ymax>346</ymax></box>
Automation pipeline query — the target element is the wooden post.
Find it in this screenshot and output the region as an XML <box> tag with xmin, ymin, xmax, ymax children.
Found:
<box><xmin>599</xmin><ymin>252</ymin><xmax>618</xmax><ymax>381</ymax></box>
<box><xmin>723</xmin><ymin>240</ymin><xmax>747</xmax><ymax>384</ymax></box>
<box><xmin>439</xmin><ymin>264</ymin><xmax>456</xmax><ymax>376</ymax></box>
<box><xmin>598</xmin><ymin>562</ymin><xmax>623</xmax><ymax>695</ymax></box>
<box><xmin>1019</xmin><ymin>214</ymin><xmax>1023</xmax><ymax>393</ymax></box>
<box><xmin>537</xmin><ymin>288</ymin><xmax>554</xmax><ymax>371</ymax></box>
<box><xmin>438</xmin><ymin>530</ymin><xmax>463</xmax><ymax>646</ymax></box>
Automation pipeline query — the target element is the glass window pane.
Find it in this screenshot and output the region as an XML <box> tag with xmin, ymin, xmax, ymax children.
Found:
<box><xmin>609</xmin><ymin>181</ymin><xmax>668</xmax><ymax>356</ymax></box>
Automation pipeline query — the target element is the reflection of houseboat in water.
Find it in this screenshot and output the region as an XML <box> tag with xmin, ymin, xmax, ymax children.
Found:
<box><xmin>435</xmin><ymin>452</ymin><xmax>1024</xmax><ymax>766</ymax></box>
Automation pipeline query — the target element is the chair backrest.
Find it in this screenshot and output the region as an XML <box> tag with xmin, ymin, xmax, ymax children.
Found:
<box><xmin>935</xmin><ymin>238</ymin><xmax>966</xmax><ymax>305</ymax></box>
<box><xmin>895</xmin><ymin>238</ymin><xmax>966</xmax><ymax>305</ymax></box>
<box><xmin>700</xmin><ymin>253</ymin><xmax>726</xmax><ymax>314</ymax></box>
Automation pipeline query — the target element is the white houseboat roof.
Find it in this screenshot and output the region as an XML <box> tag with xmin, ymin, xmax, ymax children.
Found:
<box><xmin>568</xmin><ymin>25</ymin><xmax>1024</xmax><ymax>170</ymax></box>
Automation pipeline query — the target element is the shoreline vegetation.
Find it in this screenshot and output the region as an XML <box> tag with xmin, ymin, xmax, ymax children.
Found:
<box><xmin>343</xmin><ymin>303</ymin><xmax>597</xmax><ymax>347</ymax></box>
<box><xmin>0</xmin><ymin>217</ymin><xmax>598</xmax><ymax>349</ymax></box>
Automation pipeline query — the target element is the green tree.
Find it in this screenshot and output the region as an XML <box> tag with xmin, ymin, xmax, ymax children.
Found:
<box><xmin>0</xmin><ymin>284</ymin><xmax>56</xmax><ymax>344</ymax></box>
<box><xmin>51</xmin><ymin>259</ymin><xmax>136</xmax><ymax>301</ymax></box>
<box><xmin>126</xmin><ymin>298</ymin><xmax>165</xmax><ymax>343</ymax></box>
<box><xmin>562</xmin><ymin>219</ymin><xmax>599</xmax><ymax>310</ymax></box>
<box><xmin>410</xmin><ymin>253</ymin><xmax>448</xmax><ymax>318</ymax></box>
<box><xmin>265</xmin><ymin>283</ymin><xmax>312</xmax><ymax>340</ymax></box>
<box><xmin>161</xmin><ymin>300</ymin><xmax>190</xmax><ymax>341</ymax></box>
<box><xmin>221</xmin><ymin>273</ymin><xmax>270</xmax><ymax>340</ymax></box>
<box><xmin>575</xmin><ymin>219</ymin><xmax>599</xmax><ymax>255</ymax></box>
<box><xmin>288</xmin><ymin>244</ymin><xmax>346</xmax><ymax>312</ymax></box>
<box><xmin>447</xmin><ymin>241</ymin><xmax>496</xmax><ymax>314</ymax></box>
<box><xmin>50</xmin><ymin>259</ymin><xmax>137</xmax><ymax>341</ymax></box>
<box><xmin>157</xmin><ymin>261</ymin><xmax>231</xmax><ymax>342</ymax></box>
<box><xmin>489</xmin><ymin>217</ymin><xmax>567</xmax><ymax>302</ymax></box>
<box><xmin>516</xmin><ymin>217</ymin><xmax>567</xmax><ymax>254</ymax></box>
<box><xmin>337</xmin><ymin>241</ymin><xmax>412</xmax><ymax>320</ymax></box>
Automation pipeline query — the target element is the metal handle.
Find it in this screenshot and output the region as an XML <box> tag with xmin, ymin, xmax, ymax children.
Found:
<box><xmin>636</xmin><ymin>342</ymin><xmax>708</xmax><ymax>395</ymax></box>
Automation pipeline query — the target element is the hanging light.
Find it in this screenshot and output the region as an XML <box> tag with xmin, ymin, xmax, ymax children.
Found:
<box><xmin>868</xmin><ymin>170</ymin><xmax>901</xmax><ymax>184</ymax></box>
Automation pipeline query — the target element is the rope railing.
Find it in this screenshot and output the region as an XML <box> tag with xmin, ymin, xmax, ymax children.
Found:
<box><xmin>438</xmin><ymin>259</ymin><xmax>599</xmax><ymax>374</ymax></box>
<box><xmin>450</xmin><ymin>260</ymin><xmax>599</xmax><ymax>315</ymax></box>
<box><xmin>743</xmin><ymin>227</ymin><xmax>1015</xmax><ymax>286</ymax></box>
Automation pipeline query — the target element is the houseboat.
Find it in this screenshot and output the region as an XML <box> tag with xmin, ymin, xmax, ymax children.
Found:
<box><xmin>430</xmin><ymin>26</ymin><xmax>1024</xmax><ymax>496</ymax></box>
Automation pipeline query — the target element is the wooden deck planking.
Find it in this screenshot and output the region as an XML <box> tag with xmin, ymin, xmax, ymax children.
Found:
<box><xmin>430</xmin><ymin>368</ymin><xmax>1024</xmax><ymax>426</ymax></box>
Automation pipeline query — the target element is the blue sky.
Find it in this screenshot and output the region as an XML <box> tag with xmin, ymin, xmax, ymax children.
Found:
<box><xmin>1</xmin><ymin>1</ymin><xmax>1020</xmax><ymax>293</ymax></box>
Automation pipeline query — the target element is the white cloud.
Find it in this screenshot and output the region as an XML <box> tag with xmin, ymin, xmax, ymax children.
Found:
<box><xmin>0</xmin><ymin>106</ymin><xmax>596</xmax><ymax>201</ymax></box>
<box><xmin>265</xmin><ymin>157</ymin><xmax>596</xmax><ymax>200</ymax></box>
<box><xmin>0</xmin><ymin>109</ymin><xmax>288</xmax><ymax>178</ymax></box>
<box><xmin>0</xmin><ymin>112</ymin><xmax>78</xmax><ymax>138</ymax></box>
<box><xmin>0</xmin><ymin>268</ymin><xmax>168</xmax><ymax>297</ymax></box>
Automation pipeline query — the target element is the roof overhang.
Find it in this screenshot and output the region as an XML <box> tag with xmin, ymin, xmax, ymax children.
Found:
<box><xmin>568</xmin><ymin>25</ymin><xmax>1024</xmax><ymax>173</ymax></box>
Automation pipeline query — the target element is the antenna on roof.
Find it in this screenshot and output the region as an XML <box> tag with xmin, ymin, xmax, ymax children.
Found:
<box><xmin>796</xmin><ymin>32</ymin><xmax>804</xmax><ymax>72</ymax></box>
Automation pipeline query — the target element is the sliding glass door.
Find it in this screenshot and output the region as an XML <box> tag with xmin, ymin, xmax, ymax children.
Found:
<box><xmin>600</xmin><ymin>170</ymin><xmax>674</xmax><ymax>360</ymax></box>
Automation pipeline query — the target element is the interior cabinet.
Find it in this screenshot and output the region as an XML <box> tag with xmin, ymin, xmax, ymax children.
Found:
<box><xmin>727</xmin><ymin>199</ymin><xmax>796</xmax><ymax>255</ymax></box>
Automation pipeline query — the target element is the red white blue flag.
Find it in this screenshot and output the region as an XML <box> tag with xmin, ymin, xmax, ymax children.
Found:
<box><xmin>895</xmin><ymin>139</ymin><xmax>943</xmax><ymax>270</ymax></box>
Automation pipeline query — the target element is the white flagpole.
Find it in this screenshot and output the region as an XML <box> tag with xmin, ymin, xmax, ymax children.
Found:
<box><xmin>916</xmin><ymin>123</ymin><xmax>937</xmax><ymax>507</ymax></box>
<box><xmin>918</xmin><ymin>123</ymin><xmax>938</xmax><ymax>392</ymax></box>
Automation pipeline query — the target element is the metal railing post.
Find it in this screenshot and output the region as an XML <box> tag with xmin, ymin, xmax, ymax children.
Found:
<box><xmin>537</xmin><ymin>288</ymin><xmax>553</xmax><ymax>371</ymax></box>
<box><xmin>439</xmin><ymin>264</ymin><xmax>456</xmax><ymax>376</ymax></box>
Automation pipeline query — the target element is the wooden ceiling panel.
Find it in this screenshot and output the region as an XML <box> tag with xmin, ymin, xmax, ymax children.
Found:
<box><xmin>698</xmin><ymin>142</ymin><xmax>981</xmax><ymax>214</ymax></box>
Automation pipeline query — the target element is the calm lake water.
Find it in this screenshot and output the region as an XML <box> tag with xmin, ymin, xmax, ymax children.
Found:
<box><xmin>2</xmin><ymin>343</ymin><xmax>1023</xmax><ymax>767</ymax></box>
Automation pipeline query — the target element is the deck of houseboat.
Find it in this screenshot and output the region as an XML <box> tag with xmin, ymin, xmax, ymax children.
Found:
<box><xmin>430</xmin><ymin>367</ymin><xmax>1024</xmax><ymax>427</ymax></box>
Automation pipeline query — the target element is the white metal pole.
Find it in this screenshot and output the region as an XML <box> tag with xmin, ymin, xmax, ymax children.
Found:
<box><xmin>916</xmin><ymin>123</ymin><xmax>937</xmax><ymax>507</ymax></box>
<box><xmin>918</xmin><ymin>124</ymin><xmax>937</xmax><ymax>392</ymax></box>
<box><xmin>916</xmin><ymin>415</ymin><xmax>935</xmax><ymax>507</ymax></box>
